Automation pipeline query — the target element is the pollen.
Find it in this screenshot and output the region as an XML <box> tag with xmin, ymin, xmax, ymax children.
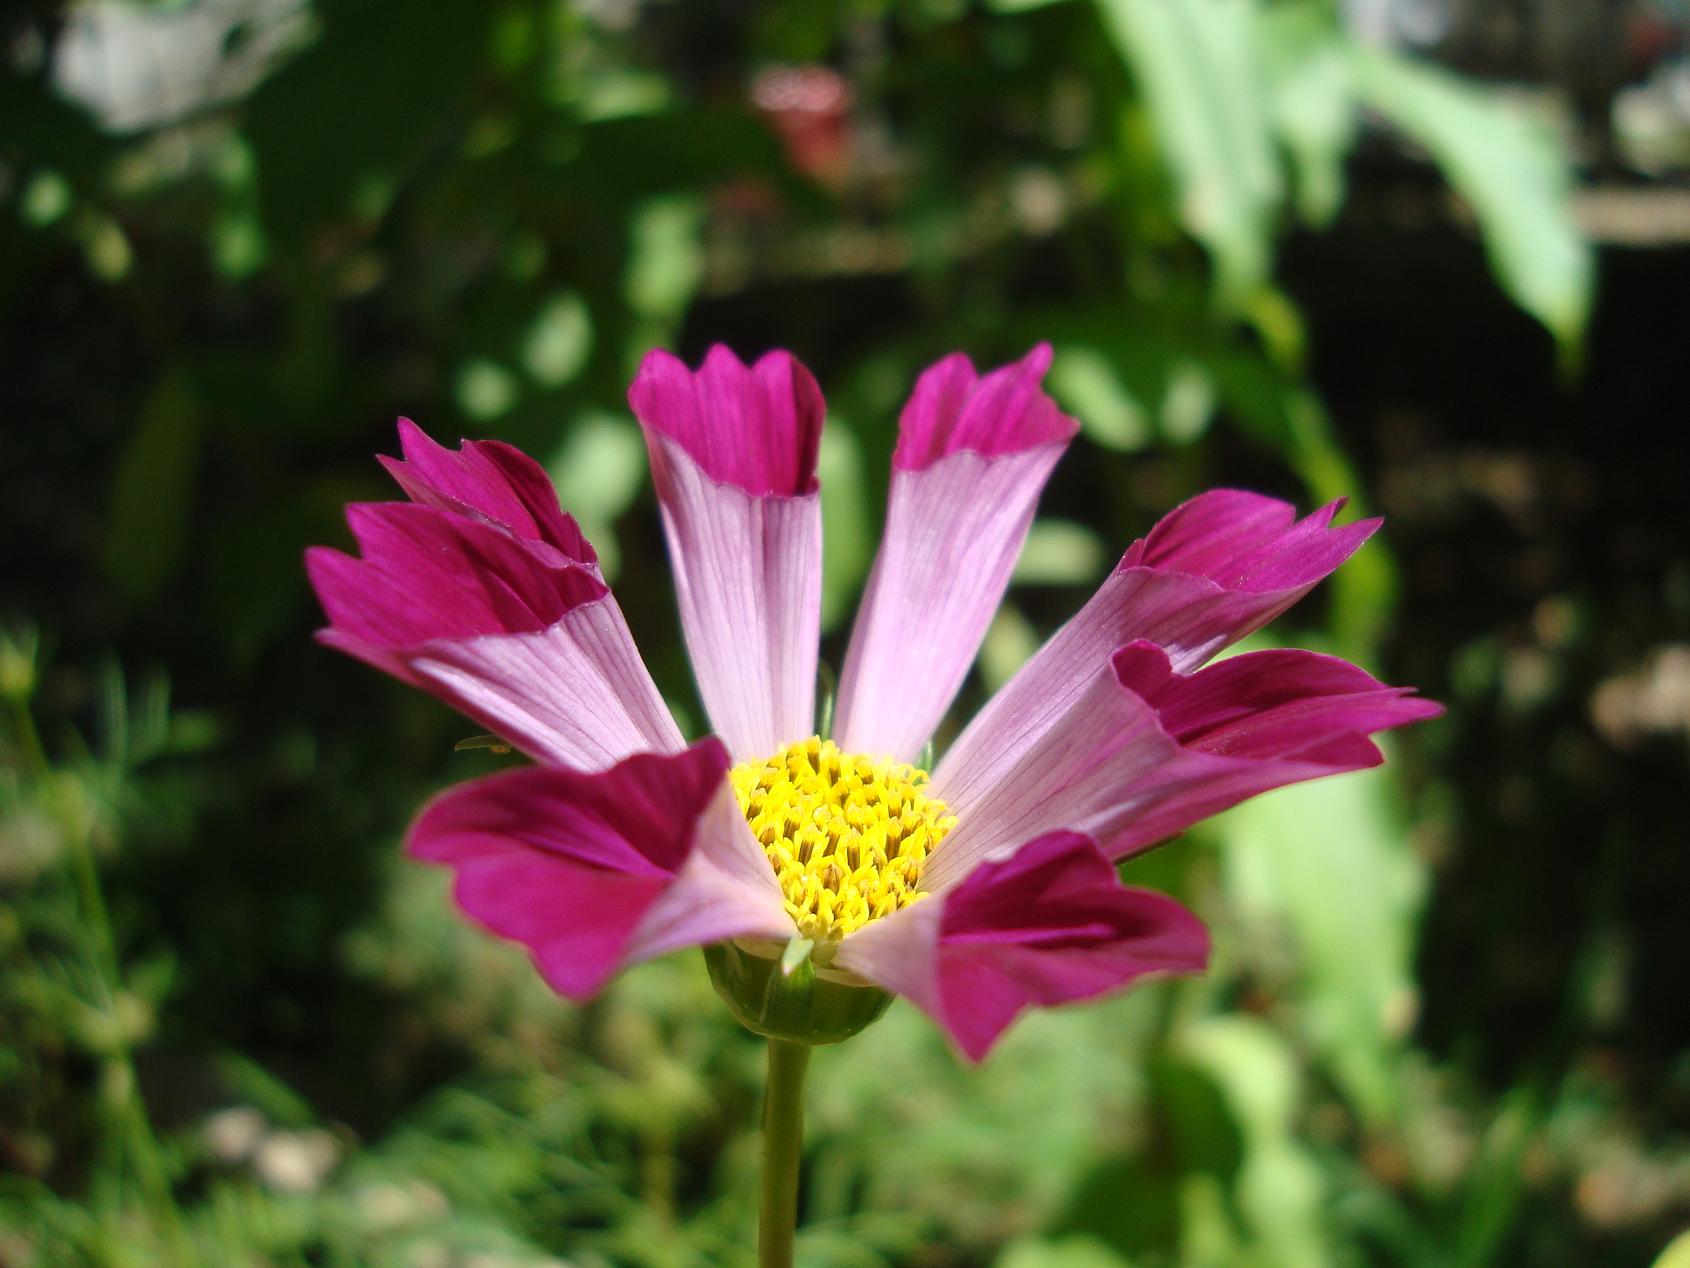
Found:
<box><xmin>730</xmin><ymin>736</ymin><xmax>956</xmax><ymax>941</ymax></box>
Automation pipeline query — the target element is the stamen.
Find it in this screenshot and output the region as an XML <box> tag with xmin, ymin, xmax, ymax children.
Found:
<box><xmin>730</xmin><ymin>736</ymin><xmax>956</xmax><ymax>940</ymax></box>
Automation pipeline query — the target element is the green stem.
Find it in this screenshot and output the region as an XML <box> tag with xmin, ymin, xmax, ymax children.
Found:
<box><xmin>759</xmin><ymin>1039</ymin><xmax>811</xmax><ymax>1268</ymax></box>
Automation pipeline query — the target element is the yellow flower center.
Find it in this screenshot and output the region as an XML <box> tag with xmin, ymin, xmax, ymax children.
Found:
<box><xmin>730</xmin><ymin>736</ymin><xmax>956</xmax><ymax>941</ymax></box>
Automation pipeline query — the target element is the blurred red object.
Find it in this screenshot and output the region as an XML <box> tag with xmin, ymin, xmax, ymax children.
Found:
<box><xmin>752</xmin><ymin>64</ymin><xmax>854</xmax><ymax>190</ymax></box>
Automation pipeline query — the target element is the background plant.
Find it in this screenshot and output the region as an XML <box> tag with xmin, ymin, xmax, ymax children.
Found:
<box><xmin>3</xmin><ymin>0</ymin><xmax>1687</xmax><ymax>1264</ymax></box>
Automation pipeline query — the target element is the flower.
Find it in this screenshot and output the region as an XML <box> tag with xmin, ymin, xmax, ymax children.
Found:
<box><xmin>306</xmin><ymin>344</ymin><xmax>1441</xmax><ymax>1060</ymax></box>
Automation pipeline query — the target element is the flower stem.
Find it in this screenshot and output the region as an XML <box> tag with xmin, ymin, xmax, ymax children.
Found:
<box><xmin>759</xmin><ymin>1038</ymin><xmax>811</xmax><ymax>1268</ymax></box>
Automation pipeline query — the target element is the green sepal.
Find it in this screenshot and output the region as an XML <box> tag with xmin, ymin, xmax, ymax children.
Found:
<box><xmin>704</xmin><ymin>940</ymin><xmax>891</xmax><ymax>1046</ymax></box>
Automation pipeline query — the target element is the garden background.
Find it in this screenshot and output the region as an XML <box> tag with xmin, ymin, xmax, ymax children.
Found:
<box><xmin>3</xmin><ymin>0</ymin><xmax>1688</xmax><ymax>1264</ymax></box>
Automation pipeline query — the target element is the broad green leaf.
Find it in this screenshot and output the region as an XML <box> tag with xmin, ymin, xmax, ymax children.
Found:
<box><xmin>1097</xmin><ymin>0</ymin><xmax>1283</xmax><ymax>302</ymax></box>
<box><xmin>1182</xmin><ymin>1016</ymin><xmax>1329</xmax><ymax>1268</ymax></box>
<box><xmin>1214</xmin><ymin>763</ymin><xmax>1424</xmax><ymax>1124</ymax></box>
<box><xmin>1259</xmin><ymin>4</ymin><xmax>1356</xmax><ymax>226</ymax></box>
<box><xmin>1351</xmin><ymin>47</ymin><xmax>1593</xmax><ymax>352</ymax></box>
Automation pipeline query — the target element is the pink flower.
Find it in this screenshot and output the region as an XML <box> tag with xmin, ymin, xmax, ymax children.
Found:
<box><xmin>306</xmin><ymin>345</ymin><xmax>1440</xmax><ymax>1060</ymax></box>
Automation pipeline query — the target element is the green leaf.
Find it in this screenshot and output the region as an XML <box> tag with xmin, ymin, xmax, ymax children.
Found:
<box><xmin>104</xmin><ymin>371</ymin><xmax>201</xmax><ymax>601</ymax></box>
<box><xmin>1351</xmin><ymin>47</ymin><xmax>1593</xmax><ymax>352</ymax></box>
<box><xmin>998</xmin><ymin>1236</ymin><xmax>1134</xmax><ymax>1268</ymax></box>
<box><xmin>1097</xmin><ymin>0</ymin><xmax>1283</xmax><ymax>302</ymax></box>
<box><xmin>819</xmin><ymin>423</ymin><xmax>872</xmax><ymax>631</ymax></box>
<box><xmin>1048</xmin><ymin>346</ymin><xmax>1151</xmax><ymax>452</ymax></box>
<box><xmin>1651</xmin><ymin>1230</ymin><xmax>1690</xmax><ymax>1268</ymax></box>
<box><xmin>623</xmin><ymin>196</ymin><xmax>704</xmax><ymax>321</ymax></box>
<box><xmin>1014</xmin><ymin>520</ymin><xmax>1107</xmax><ymax>585</ymax></box>
<box><xmin>1213</xmin><ymin>761</ymin><xmax>1425</xmax><ymax>1124</ymax></box>
<box><xmin>1259</xmin><ymin>4</ymin><xmax>1357</xmax><ymax>226</ymax></box>
<box><xmin>549</xmin><ymin>411</ymin><xmax>647</xmax><ymax>581</ymax></box>
<box><xmin>1181</xmin><ymin>1017</ymin><xmax>1329</xmax><ymax>1267</ymax></box>
<box><xmin>521</xmin><ymin>291</ymin><xmax>593</xmax><ymax>388</ymax></box>
<box><xmin>455</xmin><ymin>358</ymin><xmax>519</xmax><ymax>422</ymax></box>
<box><xmin>980</xmin><ymin>605</ymin><xmax>1041</xmax><ymax>692</ymax></box>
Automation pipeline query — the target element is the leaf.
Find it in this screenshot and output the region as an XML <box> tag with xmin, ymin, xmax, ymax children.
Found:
<box><xmin>1097</xmin><ymin>0</ymin><xmax>1283</xmax><ymax>302</ymax></box>
<box><xmin>998</xmin><ymin>1236</ymin><xmax>1134</xmax><ymax>1268</ymax></box>
<box><xmin>1181</xmin><ymin>1016</ymin><xmax>1329</xmax><ymax>1267</ymax></box>
<box><xmin>521</xmin><ymin>291</ymin><xmax>593</xmax><ymax>387</ymax></box>
<box><xmin>980</xmin><ymin>605</ymin><xmax>1041</xmax><ymax>692</ymax></box>
<box><xmin>1014</xmin><ymin>520</ymin><xmax>1107</xmax><ymax>585</ymax></box>
<box><xmin>455</xmin><ymin>358</ymin><xmax>519</xmax><ymax>422</ymax></box>
<box><xmin>1259</xmin><ymin>4</ymin><xmax>1357</xmax><ymax>227</ymax></box>
<box><xmin>819</xmin><ymin>423</ymin><xmax>872</xmax><ymax>631</ymax></box>
<box><xmin>623</xmin><ymin>196</ymin><xmax>704</xmax><ymax>321</ymax></box>
<box><xmin>1652</xmin><ymin>1230</ymin><xmax>1690</xmax><ymax>1268</ymax></box>
<box><xmin>105</xmin><ymin>371</ymin><xmax>201</xmax><ymax>601</ymax></box>
<box><xmin>1213</xmin><ymin>761</ymin><xmax>1425</xmax><ymax>1124</ymax></box>
<box><xmin>548</xmin><ymin>411</ymin><xmax>646</xmax><ymax>580</ymax></box>
<box><xmin>1047</xmin><ymin>346</ymin><xmax>1151</xmax><ymax>452</ymax></box>
<box><xmin>1351</xmin><ymin>47</ymin><xmax>1593</xmax><ymax>352</ymax></box>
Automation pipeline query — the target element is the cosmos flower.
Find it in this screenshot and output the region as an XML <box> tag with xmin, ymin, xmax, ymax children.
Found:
<box><xmin>306</xmin><ymin>344</ymin><xmax>1440</xmax><ymax>1060</ymax></box>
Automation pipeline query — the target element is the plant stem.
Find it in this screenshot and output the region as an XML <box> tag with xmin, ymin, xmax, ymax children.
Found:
<box><xmin>759</xmin><ymin>1039</ymin><xmax>811</xmax><ymax>1268</ymax></box>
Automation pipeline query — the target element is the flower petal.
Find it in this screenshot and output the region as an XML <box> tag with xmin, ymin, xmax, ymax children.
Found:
<box><xmin>407</xmin><ymin>740</ymin><xmax>790</xmax><ymax>1000</ymax></box>
<box><xmin>889</xmin><ymin>344</ymin><xmax>1077</xmax><ymax>471</ymax></box>
<box><xmin>378</xmin><ymin>417</ymin><xmax>597</xmax><ymax>566</ymax></box>
<box><xmin>308</xmin><ymin>502</ymin><xmax>604</xmax><ymax>647</ymax></box>
<box><xmin>629</xmin><ymin>347</ymin><xmax>825</xmax><ymax>760</ymax></box>
<box><xmin>629</xmin><ymin>345</ymin><xmax>823</xmax><ymax>497</ymax></box>
<box><xmin>307</xmin><ymin>426</ymin><xmax>681</xmax><ymax>770</ymax></box>
<box><xmin>926</xmin><ymin>642</ymin><xmax>1439</xmax><ymax>888</ymax></box>
<box><xmin>835</xmin><ymin>831</ymin><xmax>1208</xmax><ymax>1061</ymax></box>
<box><xmin>935</xmin><ymin>490</ymin><xmax>1378</xmax><ymax>798</ymax></box>
<box><xmin>833</xmin><ymin>346</ymin><xmax>1078</xmax><ymax>762</ymax></box>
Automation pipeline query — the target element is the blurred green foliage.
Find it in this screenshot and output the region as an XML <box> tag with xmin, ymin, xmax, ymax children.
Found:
<box><xmin>2</xmin><ymin>0</ymin><xmax>1686</xmax><ymax>1265</ymax></box>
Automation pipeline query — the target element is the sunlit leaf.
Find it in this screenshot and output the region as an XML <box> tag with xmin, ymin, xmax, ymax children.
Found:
<box><xmin>1212</xmin><ymin>763</ymin><xmax>1424</xmax><ymax>1124</ymax></box>
<box><xmin>1181</xmin><ymin>1016</ymin><xmax>1329</xmax><ymax>1267</ymax></box>
<box><xmin>521</xmin><ymin>291</ymin><xmax>593</xmax><ymax>388</ymax></box>
<box><xmin>1048</xmin><ymin>346</ymin><xmax>1151</xmax><ymax>452</ymax></box>
<box><xmin>819</xmin><ymin>423</ymin><xmax>872</xmax><ymax>631</ymax></box>
<box><xmin>549</xmin><ymin>411</ymin><xmax>647</xmax><ymax>581</ymax></box>
<box><xmin>455</xmin><ymin>358</ymin><xmax>519</xmax><ymax>422</ymax></box>
<box><xmin>1097</xmin><ymin>0</ymin><xmax>1283</xmax><ymax>301</ymax></box>
<box><xmin>1259</xmin><ymin>4</ymin><xmax>1356</xmax><ymax>227</ymax></box>
<box><xmin>998</xmin><ymin>1236</ymin><xmax>1134</xmax><ymax>1267</ymax></box>
<box><xmin>1651</xmin><ymin>1230</ymin><xmax>1690</xmax><ymax>1268</ymax></box>
<box><xmin>1014</xmin><ymin>520</ymin><xmax>1107</xmax><ymax>585</ymax></box>
<box><xmin>624</xmin><ymin>196</ymin><xmax>704</xmax><ymax>320</ymax></box>
<box><xmin>980</xmin><ymin>605</ymin><xmax>1041</xmax><ymax>691</ymax></box>
<box><xmin>1351</xmin><ymin>47</ymin><xmax>1593</xmax><ymax>352</ymax></box>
